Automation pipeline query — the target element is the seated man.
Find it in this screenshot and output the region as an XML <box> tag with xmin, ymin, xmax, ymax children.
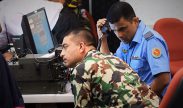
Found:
<box><xmin>60</xmin><ymin>28</ymin><xmax>160</xmax><ymax>107</ymax></box>
<box><xmin>97</xmin><ymin>1</ymin><xmax>170</xmax><ymax>97</ymax></box>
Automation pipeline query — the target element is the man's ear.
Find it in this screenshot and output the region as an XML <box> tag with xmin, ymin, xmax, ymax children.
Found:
<box><xmin>79</xmin><ymin>42</ymin><xmax>85</xmax><ymax>53</ymax></box>
<box><xmin>133</xmin><ymin>17</ymin><xmax>139</xmax><ymax>24</ymax></box>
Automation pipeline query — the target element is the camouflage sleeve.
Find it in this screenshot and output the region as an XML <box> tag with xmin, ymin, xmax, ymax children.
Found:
<box><xmin>71</xmin><ymin>62</ymin><xmax>93</xmax><ymax>108</ymax></box>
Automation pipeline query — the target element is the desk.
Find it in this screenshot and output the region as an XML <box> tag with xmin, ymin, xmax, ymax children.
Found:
<box><xmin>23</xmin><ymin>93</ymin><xmax>74</xmax><ymax>108</ymax></box>
<box><xmin>22</xmin><ymin>82</ymin><xmax>74</xmax><ymax>104</ymax></box>
<box><xmin>23</xmin><ymin>93</ymin><xmax>74</xmax><ymax>103</ymax></box>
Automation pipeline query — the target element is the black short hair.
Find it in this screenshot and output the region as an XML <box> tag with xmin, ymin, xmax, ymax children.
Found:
<box><xmin>106</xmin><ymin>1</ymin><xmax>136</xmax><ymax>23</ymax></box>
<box><xmin>64</xmin><ymin>27</ymin><xmax>97</xmax><ymax>48</ymax></box>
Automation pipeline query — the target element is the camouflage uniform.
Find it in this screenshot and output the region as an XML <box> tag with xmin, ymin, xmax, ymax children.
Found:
<box><xmin>70</xmin><ymin>50</ymin><xmax>160</xmax><ymax>108</ymax></box>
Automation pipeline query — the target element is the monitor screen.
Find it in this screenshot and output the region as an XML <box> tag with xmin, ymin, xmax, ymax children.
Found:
<box><xmin>21</xmin><ymin>7</ymin><xmax>57</xmax><ymax>54</ymax></box>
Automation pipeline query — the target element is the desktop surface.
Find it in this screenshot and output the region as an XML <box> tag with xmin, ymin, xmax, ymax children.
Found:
<box><xmin>23</xmin><ymin>92</ymin><xmax>74</xmax><ymax>103</ymax></box>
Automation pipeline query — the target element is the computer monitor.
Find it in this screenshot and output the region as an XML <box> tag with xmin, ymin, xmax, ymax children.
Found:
<box><xmin>21</xmin><ymin>7</ymin><xmax>57</xmax><ymax>54</ymax></box>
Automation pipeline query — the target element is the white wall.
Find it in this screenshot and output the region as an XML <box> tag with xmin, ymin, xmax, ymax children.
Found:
<box><xmin>120</xmin><ymin>0</ymin><xmax>183</xmax><ymax>26</ymax></box>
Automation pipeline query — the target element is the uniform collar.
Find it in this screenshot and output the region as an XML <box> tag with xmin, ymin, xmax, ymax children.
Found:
<box><xmin>132</xmin><ymin>21</ymin><xmax>146</xmax><ymax>44</ymax></box>
<box><xmin>84</xmin><ymin>50</ymin><xmax>97</xmax><ymax>59</ymax></box>
<box><xmin>74</xmin><ymin>50</ymin><xmax>97</xmax><ymax>69</ymax></box>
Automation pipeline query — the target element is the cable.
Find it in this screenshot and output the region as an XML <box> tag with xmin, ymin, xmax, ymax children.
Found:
<box><xmin>97</xmin><ymin>38</ymin><xmax>101</xmax><ymax>51</ymax></box>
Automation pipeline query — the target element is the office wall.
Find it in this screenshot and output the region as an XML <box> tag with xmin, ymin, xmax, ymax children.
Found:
<box><xmin>120</xmin><ymin>0</ymin><xmax>183</xmax><ymax>26</ymax></box>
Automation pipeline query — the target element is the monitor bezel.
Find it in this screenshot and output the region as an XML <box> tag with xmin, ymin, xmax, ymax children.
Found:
<box><xmin>21</xmin><ymin>7</ymin><xmax>57</xmax><ymax>54</ymax></box>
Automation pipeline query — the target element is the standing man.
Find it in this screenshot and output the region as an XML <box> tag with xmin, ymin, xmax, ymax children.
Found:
<box><xmin>97</xmin><ymin>1</ymin><xmax>171</xmax><ymax>97</ymax></box>
<box><xmin>60</xmin><ymin>28</ymin><xmax>160</xmax><ymax>107</ymax></box>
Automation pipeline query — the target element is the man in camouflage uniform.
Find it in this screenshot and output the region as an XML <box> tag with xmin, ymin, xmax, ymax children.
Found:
<box><xmin>60</xmin><ymin>28</ymin><xmax>160</xmax><ymax>108</ymax></box>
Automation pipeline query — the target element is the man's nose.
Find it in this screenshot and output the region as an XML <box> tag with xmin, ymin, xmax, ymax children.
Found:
<box><xmin>60</xmin><ymin>50</ymin><xmax>64</xmax><ymax>58</ymax></box>
<box><xmin>115</xmin><ymin>31</ymin><xmax>125</xmax><ymax>37</ymax></box>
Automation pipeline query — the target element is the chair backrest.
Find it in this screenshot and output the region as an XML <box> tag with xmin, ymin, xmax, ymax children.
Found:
<box><xmin>159</xmin><ymin>67</ymin><xmax>183</xmax><ymax>108</ymax></box>
<box><xmin>153</xmin><ymin>18</ymin><xmax>183</xmax><ymax>61</ymax></box>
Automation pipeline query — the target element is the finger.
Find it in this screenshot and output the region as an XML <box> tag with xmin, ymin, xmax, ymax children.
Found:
<box><xmin>97</xmin><ymin>19</ymin><xmax>107</xmax><ymax>28</ymax></box>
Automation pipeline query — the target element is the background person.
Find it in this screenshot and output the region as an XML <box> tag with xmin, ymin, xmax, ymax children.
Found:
<box><xmin>52</xmin><ymin>0</ymin><xmax>93</xmax><ymax>43</ymax></box>
<box><xmin>60</xmin><ymin>28</ymin><xmax>160</xmax><ymax>107</ymax></box>
<box><xmin>97</xmin><ymin>1</ymin><xmax>171</xmax><ymax>97</ymax></box>
<box><xmin>0</xmin><ymin>0</ymin><xmax>62</xmax><ymax>53</ymax></box>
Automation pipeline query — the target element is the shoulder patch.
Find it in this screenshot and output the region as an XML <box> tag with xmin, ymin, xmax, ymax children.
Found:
<box><xmin>144</xmin><ymin>31</ymin><xmax>154</xmax><ymax>40</ymax></box>
<box><xmin>152</xmin><ymin>48</ymin><xmax>161</xmax><ymax>58</ymax></box>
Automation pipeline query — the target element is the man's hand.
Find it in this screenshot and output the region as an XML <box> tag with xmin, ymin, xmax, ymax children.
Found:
<box><xmin>150</xmin><ymin>72</ymin><xmax>171</xmax><ymax>97</ymax></box>
<box><xmin>96</xmin><ymin>18</ymin><xmax>111</xmax><ymax>54</ymax></box>
<box><xmin>96</xmin><ymin>18</ymin><xmax>108</xmax><ymax>39</ymax></box>
<box><xmin>3</xmin><ymin>52</ymin><xmax>13</xmax><ymax>61</ymax></box>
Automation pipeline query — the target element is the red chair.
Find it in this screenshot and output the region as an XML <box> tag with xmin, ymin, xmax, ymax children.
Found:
<box><xmin>154</xmin><ymin>18</ymin><xmax>183</xmax><ymax>76</ymax></box>
<box><xmin>159</xmin><ymin>67</ymin><xmax>183</xmax><ymax>108</ymax></box>
<box><xmin>84</xmin><ymin>10</ymin><xmax>98</xmax><ymax>42</ymax></box>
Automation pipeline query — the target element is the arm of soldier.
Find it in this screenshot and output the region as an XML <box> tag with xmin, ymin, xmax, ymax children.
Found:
<box><xmin>97</xmin><ymin>18</ymin><xmax>110</xmax><ymax>54</ymax></box>
<box><xmin>147</xmin><ymin>38</ymin><xmax>171</xmax><ymax>97</ymax></box>
<box><xmin>71</xmin><ymin>64</ymin><xmax>92</xmax><ymax>107</ymax></box>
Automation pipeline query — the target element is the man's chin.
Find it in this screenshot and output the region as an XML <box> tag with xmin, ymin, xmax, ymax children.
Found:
<box><xmin>121</xmin><ymin>40</ymin><xmax>129</xmax><ymax>44</ymax></box>
<box><xmin>63</xmin><ymin>63</ymin><xmax>73</xmax><ymax>68</ymax></box>
<box><xmin>63</xmin><ymin>62</ymin><xmax>69</xmax><ymax>67</ymax></box>
<box><xmin>63</xmin><ymin>61</ymin><xmax>77</xmax><ymax>68</ymax></box>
